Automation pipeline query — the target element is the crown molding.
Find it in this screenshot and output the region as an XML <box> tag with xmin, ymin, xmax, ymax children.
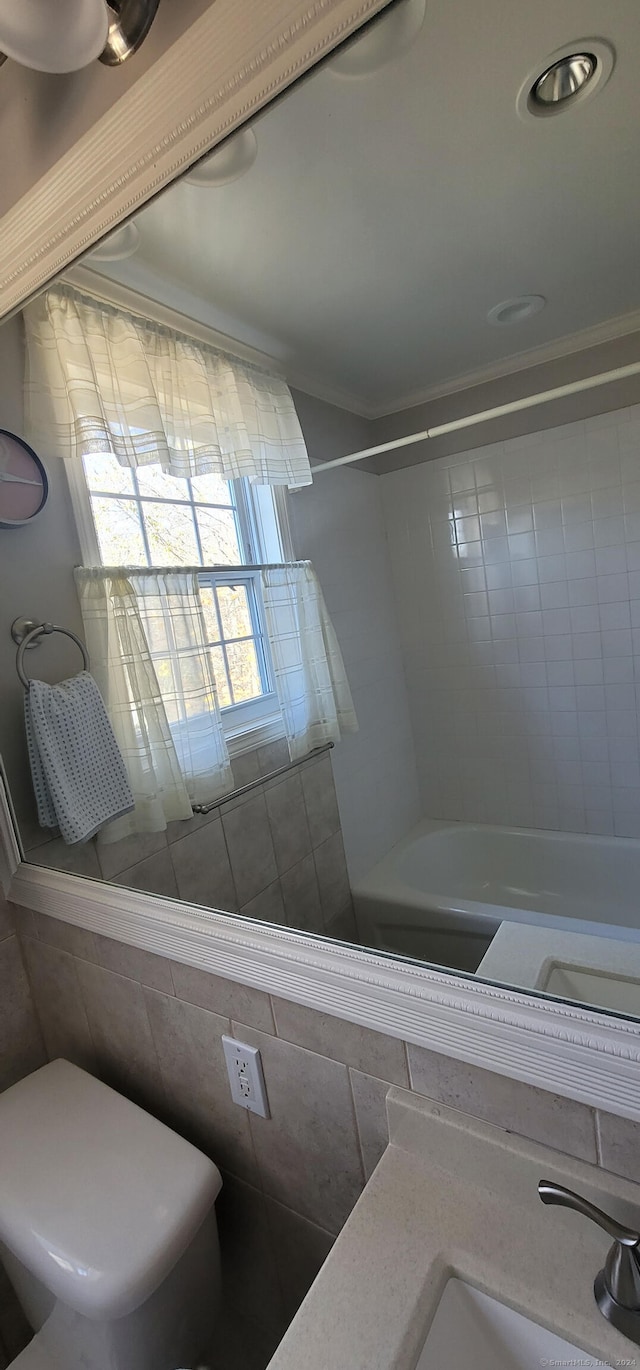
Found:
<box><xmin>370</xmin><ymin>307</ymin><xmax>640</xmax><ymax>420</ymax></box>
<box><xmin>0</xmin><ymin>0</ymin><xmax>391</xmax><ymax>319</ymax></box>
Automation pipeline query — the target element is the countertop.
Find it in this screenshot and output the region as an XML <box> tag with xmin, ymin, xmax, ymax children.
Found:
<box><xmin>267</xmin><ymin>1086</ymin><xmax>640</xmax><ymax>1370</ymax></box>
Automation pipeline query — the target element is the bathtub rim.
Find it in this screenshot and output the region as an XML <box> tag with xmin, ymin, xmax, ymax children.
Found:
<box><xmin>352</xmin><ymin>815</ymin><xmax>640</xmax><ymax>943</ymax></box>
<box><xmin>3</xmin><ymin>773</ymin><xmax>640</xmax><ymax>1129</ymax></box>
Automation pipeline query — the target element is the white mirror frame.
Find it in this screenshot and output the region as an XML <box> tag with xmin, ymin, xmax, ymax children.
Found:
<box><xmin>1</xmin><ymin>0</ymin><xmax>639</xmax><ymax>1120</ymax></box>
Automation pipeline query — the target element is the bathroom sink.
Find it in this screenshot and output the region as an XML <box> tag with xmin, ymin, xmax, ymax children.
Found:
<box><xmin>416</xmin><ymin>1278</ymin><xmax>601</xmax><ymax>1370</ymax></box>
<box><xmin>543</xmin><ymin>963</ymin><xmax>640</xmax><ymax>1015</ymax></box>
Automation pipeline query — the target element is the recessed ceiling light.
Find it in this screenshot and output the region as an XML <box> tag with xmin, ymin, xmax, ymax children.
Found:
<box><xmin>532</xmin><ymin>53</ymin><xmax>596</xmax><ymax>108</ymax></box>
<box><xmin>89</xmin><ymin>222</ymin><xmax>140</xmax><ymax>262</ymax></box>
<box><xmin>185</xmin><ymin>128</ymin><xmax>258</xmax><ymax>188</ymax></box>
<box><xmin>328</xmin><ymin>0</ymin><xmax>426</xmax><ymax>78</ymax></box>
<box><xmin>487</xmin><ymin>295</ymin><xmax>546</xmax><ymax>327</ymax></box>
<box><xmin>516</xmin><ymin>39</ymin><xmax>615</xmax><ymax>121</ymax></box>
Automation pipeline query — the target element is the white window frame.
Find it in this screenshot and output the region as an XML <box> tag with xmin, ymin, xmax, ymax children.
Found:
<box><xmin>66</xmin><ymin>456</ymin><xmax>294</xmax><ymax>755</ymax></box>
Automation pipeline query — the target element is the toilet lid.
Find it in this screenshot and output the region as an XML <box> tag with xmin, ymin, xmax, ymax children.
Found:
<box><xmin>0</xmin><ymin>1060</ymin><xmax>221</xmax><ymax>1321</ymax></box>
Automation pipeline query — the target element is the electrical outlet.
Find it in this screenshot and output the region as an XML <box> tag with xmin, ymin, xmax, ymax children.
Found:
<box><xmin>222</xmin><ymin>1036</ymin><xmax>270</xmax><ymax>1118</ymax></box>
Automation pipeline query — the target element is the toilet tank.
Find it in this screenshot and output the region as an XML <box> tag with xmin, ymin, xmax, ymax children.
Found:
<box><xmin>0</xmin><ymin>1059</ymin><xmax>222</xmax><ymax>1321</ymax></box>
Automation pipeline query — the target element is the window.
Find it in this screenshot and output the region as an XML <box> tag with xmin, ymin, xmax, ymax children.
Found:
<box><xmin>72</xmin><ymin>452</ymin><xmax>292</xmax><ymax>751</ymax></box>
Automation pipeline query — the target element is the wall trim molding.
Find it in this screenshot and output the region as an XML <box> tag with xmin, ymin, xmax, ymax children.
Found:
<box><xmin>0</xmin><ymin>0</ymin><xmax>390</xmax><ymax>319</ymax></box>
<box><xmin>5</xmin><ymin>801</ymin><xmax>640</xmax><ymax>1124</ymax></box>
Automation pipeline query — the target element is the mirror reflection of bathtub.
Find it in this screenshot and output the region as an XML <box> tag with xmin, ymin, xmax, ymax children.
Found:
<box><xmin>353</xmin><ymin>819</ymin><xmax>640</xmax><ymax>974</ymax></box>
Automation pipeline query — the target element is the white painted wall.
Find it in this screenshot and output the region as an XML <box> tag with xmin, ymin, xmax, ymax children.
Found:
<box><xmin>381</xmin><ymin>402</ymin><xmax>640</xmax><ymax>838</ymax></box>
<box><xmin>0</xmin><ymin>316</ymin><xmax>84</xmax><ymax>847</ymax></box>
<box><xmin>291</xmin><ymin>454</ymin><xmax>421</xmax><ymax>882</ymax></box>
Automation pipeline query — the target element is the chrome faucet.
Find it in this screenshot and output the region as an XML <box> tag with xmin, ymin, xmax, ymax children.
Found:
<box><xmin>539</xmin><ymin>1179</ymin><xmax>640</xmax><ymax>1346</ymax></box>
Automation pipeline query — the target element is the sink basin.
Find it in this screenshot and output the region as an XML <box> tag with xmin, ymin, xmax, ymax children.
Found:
<box><xmin>543</xmin><ymin>963</ymin><xmax>640</xmax><ymax>1015</ymax></box>
<box><xmin>416</xmin><ymin>1279</ymin><xmax>601</xmax><ymax>1370</ymax></box>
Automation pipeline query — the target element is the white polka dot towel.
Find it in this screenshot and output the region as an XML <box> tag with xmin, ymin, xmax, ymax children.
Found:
<box><xmin>24</xmin><ymin>670</ymin><xmax>134</xmax><ymax>845</ymax></box>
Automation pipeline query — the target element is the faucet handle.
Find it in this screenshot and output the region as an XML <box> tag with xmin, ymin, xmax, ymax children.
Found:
<box><xmin>539</xmin><ymin>1178</ymin><xmax>640</xmax><ymax>1343</ymax></box>
<box><xmin>538</xmin><ymin>1180</ymin><xmax>640</xmax><ymax>1248</ymax></box>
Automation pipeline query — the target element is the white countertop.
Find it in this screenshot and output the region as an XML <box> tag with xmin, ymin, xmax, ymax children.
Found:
<box><xmin>268</xmin><ymin>1087</ymin><xmax>640</xmax><ymax>1370</ymax></box>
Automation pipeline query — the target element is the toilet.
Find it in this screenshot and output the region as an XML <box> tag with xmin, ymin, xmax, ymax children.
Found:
<box><xmin>0</xmin><ymin>1059</ymin><xmax>223</xmax><ymax>1369</ymax></box>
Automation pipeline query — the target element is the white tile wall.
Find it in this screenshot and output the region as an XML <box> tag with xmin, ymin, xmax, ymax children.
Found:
<box><xmin>290</xmin><ymin>466</ymin><xmax>421</xmax><ymax>880</ymax></box>
<box><xmin>382</xmin><ymin>403</ymin><xmax>640</xmax><ymax>838</ymax></box>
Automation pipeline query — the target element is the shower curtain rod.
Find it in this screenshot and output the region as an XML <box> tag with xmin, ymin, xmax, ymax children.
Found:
<box><xmin>310</xmin><ymin>359</ymin><xmax>640</xmax><ymax>475</ymax></box>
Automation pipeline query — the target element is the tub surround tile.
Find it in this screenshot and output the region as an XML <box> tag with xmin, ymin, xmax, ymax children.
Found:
<box><xmin>170</xmin><ymin>960</ymin><xmax>275</xmax><ymax>1034</ymax></box>
<box><xmin>232</xmin><ymin>1022</ymin><xmax>365</xmax><ymax>1232</ymax></box>
<box><xmin>406</xmin><ymin>1044</ymin><xmax>598</xmax><ymax>1161</ymax></box>
<box><xmin>240</xmin><ymin>879</ymin><xmax>287</xmax><ymax>928</ymax></box>
<box><xmin>313</xmin><ymin>830</ymin><xmax>351</xmax><ymax>924</ymax></box>
<box><xmin>113</xmin><ymin>848</ymin><xmax>179</xmax><ymax>900</ymax></box>
<box><xmin>280</xmin><ymin>853</ymin><xmax>324</xmax><ymax>932</ymax></box>
<box><xmin>301</xmin><ymin>756</ymin><xmax>341</xmax><ymax>847</ymax></box>
<box><xmin>27</xmin><ymin>836</ymin><xmax>102</xmax><ymax>880</ymax></box>
<box><xmin>31</xmin><ymin>909</ymin><xmax>98</xmax><ymax>963</ymax></box>
<box><xmin>271</xmin><ymin>998</ymin><xmax>408</xmax><ymax>1086</ymax></box>
<box><xmin>91</xmin><ymin>933</ymin><xmax>175</xmax><ymax>995</ymax></box>
<box><xmin>20</xmin><ymin>937</ymin><xmax>94</xmax><ymax>1073</ymax></box>
<box><xmin>215</xmin><ymin>1173</ymin><xmax>285</xmax><ymax>1334</ymax></box>
<box><xmin>222</xmin><ymin>793</ymin><xmax>278</xmax><ymax>907</ymax></box>
<box><xmin>0</xmin><ymin>937</ymin><xmax>46</xmax><ymax>1091</ymax></box>
<box><xmin>265</xmin><ymin>1195</ymin><xmax>334</xmax><ymax>1322</ymax></box>
<box><xmin>349</xmin><ymin>1070</ymin><xmax>393</xmax><ymax>1179</ymax></box>
<box><xmin>257</xmin><ymin>738</ymin><xmax>290</xmax><ymax>776</ymax></box>
<box><xmin>74</xmin><ymin>959</ymin><xmax>165</xmax><ymax>1115</ymax></box>
<box><xmin>97</xmin><ymin>828</ymin><xmax>168</xmax><ymax>881</ymax></box>
<box><xmin>324</xmin><ymin>901</ymin><xmax>359</xmax><ymax>944</ymax></box>
<box><xmin>143</xmin><ymin>988</ymin><xmax>258</xmax><ymax>1185</ymax></box>
<box><xmin>169</xmin><ymin>817</ymin><xmax>237</xmax><ymax>911</ymax></box>
<box><xmin>265</xmin><ymin>772</ymin><xmax>312</xmax><ymax>874</ymax></box>
<box><xmin>596</xmin><ymin>1110</ymin><xmax>640</xmax><ymax>1182</ymax></box>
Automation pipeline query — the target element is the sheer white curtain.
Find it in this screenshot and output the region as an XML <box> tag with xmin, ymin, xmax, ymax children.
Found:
<box><xmin>24</xmin><ymin>286</ymin><xmax>312</xmax><ymax>489</ymax></box>
<box><xmin>262</xmin><ymin>562</ymin><xmax>358</xmax><ymax>760</ymax></box>
<box><xmin>75</xmin><ymin>568</ymin><xmax>232</xmax><ymax>842</ymax></box>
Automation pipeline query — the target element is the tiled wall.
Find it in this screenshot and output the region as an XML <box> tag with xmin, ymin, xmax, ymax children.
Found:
<box><xmin>382</xmin><ymin>402</ymin><xmax>640</xmax><ymax>835</ymax></box>
<box><xmin>0</xmin><ymin>891</ymin><xmax>46</xmax><ymax>1367</ymax></box>
<box><xmin>291</xmin><ymin>463</ymin><xmax>421</xmax><ymax>881</ymax></box>
<box><xmin>26</xmin><ymin>745</ymin><xmax>355</xmax><ymax>941</ymax></box>
<box><xmin>11</xmin><ymin>904</ymin><xmax>640</xmax><ymax>1368</ymax></box>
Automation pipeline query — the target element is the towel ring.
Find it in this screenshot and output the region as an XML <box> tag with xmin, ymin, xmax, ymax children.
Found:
<box><xmin>14</xmin><ymin>620</ymin><xmax>90</xmax><ymax>690</ymax></box>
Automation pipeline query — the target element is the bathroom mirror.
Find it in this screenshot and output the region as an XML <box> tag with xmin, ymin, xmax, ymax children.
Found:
<box><xmin>3</xmin><ymin>0</ymin><xmax>640</xmax><ymax>1022</ymax></box>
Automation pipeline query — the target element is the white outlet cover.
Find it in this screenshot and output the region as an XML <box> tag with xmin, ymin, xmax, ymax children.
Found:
<box><xmin>222</xmin><ymin>1035</ymin><xmax>270</xmax><ymax>1118</ymax></box>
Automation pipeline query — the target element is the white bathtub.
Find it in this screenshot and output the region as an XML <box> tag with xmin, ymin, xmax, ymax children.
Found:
<box><xmin>352</xmin><ymin>818</ymin><xmax>640</xmax><ymax>973</ymax></box>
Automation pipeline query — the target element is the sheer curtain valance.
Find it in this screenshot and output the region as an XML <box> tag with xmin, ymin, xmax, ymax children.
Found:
<box><xmin>24</xmin><ymin>286</ymin><xmax>312</xmax><ymax>489</ymax></box>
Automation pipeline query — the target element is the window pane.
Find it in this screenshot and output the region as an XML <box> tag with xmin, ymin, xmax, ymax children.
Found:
<box><xmin>190</xmin><ymin>473</ymin><xmax>234</xmax><ymax>505</ymax></box>
<box><xmin>91</xmin><ymin>496</ymin><xmax>147</xmax><ymax>564</ymax></box>
<box><xmin>83</xmin><ymin>453</ymin><xmax>134</xmax><ymax>495</ymax></box>
<box><xmin>227</xmin><ymin>639</ymin><xmax>262</xmax><ymax>703</ymax></box>
<box><xmin>196</xmin><ymin>507</ymin><xmax>241</xmax><ymax>565</ymax></box>
<box><xmin>143</xmin><ymin>502</ymin><xmax>199</xmax><ymax>565</ymax></box>
<box><xmin>209</xmin><ymin>645</ymin><xmax>232</xmax><ymax>708</ymax></box>
<box><xmin>217</xmin><ymin>583</ymin><xmax>254</xmax><ymax>640</ymax></box>
<box><xmin>198</xmin><ymin>586</ymin><xmax>221</xmax><ymax>643</ymax></box>
<box><xmin>135</xmin><ymin>464</ymin><xmax>191</xmax><ymax>501</ymax></box>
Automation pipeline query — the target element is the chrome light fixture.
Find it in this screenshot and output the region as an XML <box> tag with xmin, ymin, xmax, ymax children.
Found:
<box><xmin>100</xmin><ymin>0</ymin><xmax>161</xmax><ymax>67</ymax></box>
<box><xmin>516</xmin><ymin>39</ymin><xmax>615</xmax><ymax>122</ymax></box>
<box><xmin>0</xmin><ymin>0</ymin><xmax>159</xmax><ymax>73</ymax></box>
<box><xmin>531</xmin><ymin>53</ymin><xmax>596</xmax><ymax>108</ymax></box>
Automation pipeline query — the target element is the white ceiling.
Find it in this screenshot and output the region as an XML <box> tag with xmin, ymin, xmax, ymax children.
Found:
<box><xmin>88</xmin><ymin>0</ymin><xmax>640</xmax><ymax>417</ymax></box>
